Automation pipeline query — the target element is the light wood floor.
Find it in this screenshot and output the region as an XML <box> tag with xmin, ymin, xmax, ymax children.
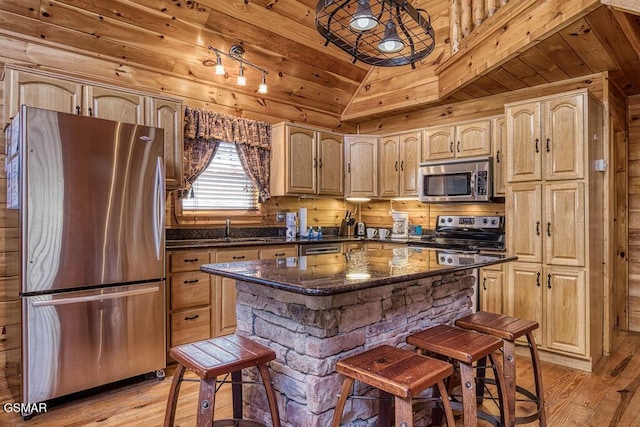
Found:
<box><xmin>1</xmin><ymin>331</ymin><xmax>640</xmax><ymax>426</ymax></box>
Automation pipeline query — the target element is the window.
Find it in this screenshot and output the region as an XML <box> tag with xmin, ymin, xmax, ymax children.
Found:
<box><xmin>182</xmin><ymin>142</ymin><xmax>258</xmax><ymax>211</ymax></box>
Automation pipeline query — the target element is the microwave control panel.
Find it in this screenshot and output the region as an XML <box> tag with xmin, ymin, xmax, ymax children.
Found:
<box><xmin>476</xmin><ymin>170</ymin><xmax>488</xmax><ymax>196</ymax></box>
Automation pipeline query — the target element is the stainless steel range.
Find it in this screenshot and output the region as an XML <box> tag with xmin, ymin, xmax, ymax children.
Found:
<box><xmin>408</xmin><ymin>214</ymin><xmax>505</xmax><ymax>256</ymax></box>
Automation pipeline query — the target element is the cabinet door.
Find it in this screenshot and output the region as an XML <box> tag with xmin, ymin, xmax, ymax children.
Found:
<box><xmin>344</xmin><ymin>136</ymin><xmax>378</xmax><ymax>197</ymax></box>
<box><xmin>543</xmin><ymin>94</ymin><xmax>585</xmax><ymax>181</ymax></box>
<box><xmin>287</xmin><ymin>127</ymin><xmax>316</xmax><ymax>194</ymax></box>
<box><xmin>506</xmin><ymin>101</ymin><xmax>541</xmax><ymax>182</ymax></box>
<box><xmin>148</xmin><ymin>98</ymin><xmax>183</xmax><ymax>190</ymax></box>
<box><xmin>84</xmin><ymin>86</ymin><xmax>145</xmax><ymax>124</ymax></box>
<box><xmin>399</xmin><ymin>132</ymin><xmax>421</xmax><ymax>196</ymax></box>
<box><xmin>492</xmin><ymin>117</ymin><xmax>506</xmax><ymax>196</ymax></box>
<box><xmin>544</xmin><ymin>182</ymin><xmax>585</xmax><ymax>266</ymax></box>
<box><xmin>455</xmin><ymin>119</ymin><xmax>491</xmax><ymax>158</ymax></box>
<box><xmin>545</xmin><ymin>267</ymin><xmax>586</xmax><ymax>355</ymax></box>
<box><xmin>506</xmin><ymin>184</ymin><xmax>542</xmax><ymax>263</ymax></box>
<box><xmin>508</xmin><ymin>262</ymin><xmax>543</xmax><ymax>346</ymax></box>
<box><xmin>479</xmin><ymin>267</ymin><xmax>504</xmax><ymax>314</ymax></box>
<box><xmin>6</xmin><ymin>70</ymin><xmax>82</xmax><ymax>121</ymax></box>
<box><xmin>379</xmin><ymin>135</ymin><xmax>400</xmax><ymax>197</ymax></box>
<box><xmin>214</xmin><ymin>249</ymin><xmax>260</xmax><ymax>336</ymax></box>
<box><xmin>422</xmin><ymin>126</ymin><xmax>455</xmax><ymax>161</ymax></box>
<box><xmin>317</xmin><ymin>132</ymin><xmax>344</xmax><ymax>196</ymax></box>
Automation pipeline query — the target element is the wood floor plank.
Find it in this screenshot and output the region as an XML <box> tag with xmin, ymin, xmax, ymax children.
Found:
<box><xmin>1</xmin><ymin>334</ymin><xmax>640</xmax><ymax>426</ymax></box>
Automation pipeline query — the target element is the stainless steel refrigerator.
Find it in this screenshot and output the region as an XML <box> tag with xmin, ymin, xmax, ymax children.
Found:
<box><xmin>6</xmin><ymin>106</ymin><xmax>166</xmax><ymax>406</ymax></box>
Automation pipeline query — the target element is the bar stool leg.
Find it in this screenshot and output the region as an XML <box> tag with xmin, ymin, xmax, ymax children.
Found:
<box><xmin>502</xmin><ymin>339</ymin><xmax>517</xmax><ymax>424</ymax></box>
<box><xmin>394</xmin><ymin>396</ymin><xmax>413</xmax><ymax>427</ymax></box>
<box><xmin>231</xmin><ymin>370</ymin><xmax>243</xmax><ymax>419</ymax></box>
<box><xmin>196</xmin><ymin>378</ymin><xmax>216</xmax><ymax>427</ymax></box>
<box><xmin>164</xmin><ymin>363</ymin><xmax>186</xmax><ymax>427</ymax></box>
<box><xmin>436</xmin><ymin>380</ymin><xmax>455</xmax><ymax>426</ymax></box>
<box><xmin>459</xmin><ymin>362</ymin><xmax>478</xmax><ymax>426</ymax></box>
<box><xmin>527</xmin><ymin>332</ymin><xmax>547</xmax><ymax>427</ymax></box>
<box><xmin>488</xmin><ymin>352</ymin><xmax>511</xmax><ymax>427</ymax></box>
<box><xmin>332</xmin><ymin>377</ymin><xmax>354</xmax><ymax>427</ymax></box>
<box><xmin>257</xmin><ymin>362</ymin><xmax>282</xmax><ymax>427</ymax></box>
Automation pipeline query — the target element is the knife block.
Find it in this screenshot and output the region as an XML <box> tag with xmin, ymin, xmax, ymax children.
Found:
<box><xmin>338</xmin><ymin>220</ymin><xmax>354</xmax><ymax>236</ymax></box>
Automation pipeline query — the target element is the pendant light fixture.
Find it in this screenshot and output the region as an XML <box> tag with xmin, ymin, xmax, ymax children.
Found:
<box><xmin>315</xmin><ymin>0</ymin><xmax>435</xmax><ymax>68</ymax></box>
<box><xmin>207</xmin><ymin>45</ymin><xmax>268</xmax><ymax>93</ymax></box>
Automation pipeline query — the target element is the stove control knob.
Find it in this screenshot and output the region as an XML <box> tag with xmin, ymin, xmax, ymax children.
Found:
<box><xmin>440</xmin><ymin>256</ymin><xmax>446</xmax><ymax>263</ymax></box>
<box><xmin>491</xmin><ymin>219</ymin><xmax>497</xmax><ymax>225</ymax></box>
<box><xmin>447</xmin><ymin>257</ymin><xmax>453</xmax><ymax>264</ymax></box>
<box><xmin>482</xmin><ymin>218</ymin><xmax>488</xmax><ymax>224</ymax></box>
<box><xmin>447</xmin><ymin>217</ymin><xmax>453</xmax><ymax>223</ymax></box>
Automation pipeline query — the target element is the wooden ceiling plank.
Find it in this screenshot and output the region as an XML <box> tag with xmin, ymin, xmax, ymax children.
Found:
<box><xmin>535</xmin><ymin>32</ymin><xmax>594</xmax><ymax>78</ymax></box>
<box><xmin>557</xmin><ymin>17</ymin><xmax>619</xmax><ymax>72</ymax></box>
<box><xmin>484</xmin><ymin>67</ymin><xmax>530</xmax><ymax>92</ymax></box>
<box><xmin>51</xmin><ymin>0</ymin><xmax>363</xmax><ymax>92</ymax></box>
<box><xmin>585</xmin><ymin>6</ymin><xmax>640</xmax><ymax>93</ymax></box>
<box><xmin>0</xmin><ymin>34</ymin><xmax>346</xmax><ymax>129</ymax></box>
<box><xmin>471</xmin><ymin>75</ymin><xmax>511</xmax><ymax>96</ymax></box>
<box><xmin>130</xmin><ymin>0</ymin><xmax>213</xmax><ymax>26</ymax></box>
<box><xmin>500</xmin><ymin>57</ymin><xmax>550</xmax><ymax>87</ymax></box>
<box><xmin>610</xmin><ymin>8</ymin><xmax>640</xmax><ymax>57</ymax></box>
<box><xmin>516</xmin><ymin>45</ymin><xmax>571</xmax><ymax>83</ymax></box>
<box><xmin>601</xmin><ymin>0</ymin><xmax>640</xmax><ymax>15</ymax></box>
<box><xmin>200</xmin><ymin>0</ymin><xmax>368</xmax><ymax>71</ymax></box>
<box><xmin>436</xmin><ymin>0</ymin><xmax>602</xmax><ymax>99</ymax></box>
<box><xmin>0</xmin><ymin>0</ymin><xmax>39</xmax><ymax>17</ymax></box>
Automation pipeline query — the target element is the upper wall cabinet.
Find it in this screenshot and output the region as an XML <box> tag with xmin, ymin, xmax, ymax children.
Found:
<box><xmin>3</xmin><ymin>65</ymin><xmax>184</xmax><ymax>190</ymax></box>
<box><xmin>379</xmin><ymin>131</ymin><xmax>421</xmax><ymax>198</ymax></box>
<box><xmin>492</xmin><ymin>116</ymin><xmax>506</xmax><ymax>197</ymax></box>
<box><xmin>422</xmin><ymin>120</ymin><xmax>491</xmax><ymax>161</ymax></box>
<box><xmin>506</xmin><ymin>93</ymin><xmax>584</xmax><ymax>183</ymax></box>
<box><xmin>344</xmin><ymin>135</ymin><xmax>378</xmax><ymax>198</ymax></box>
<box><xmin>270</xmin><ymin>123</ymin><xmax>344</xmax><ymax>197</ymax></box>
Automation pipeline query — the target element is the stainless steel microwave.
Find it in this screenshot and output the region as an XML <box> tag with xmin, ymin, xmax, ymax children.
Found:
<box><xmin>418</xmin><ymin>156</ymin><xmax>492</xmax><ymax>203</ymax></box>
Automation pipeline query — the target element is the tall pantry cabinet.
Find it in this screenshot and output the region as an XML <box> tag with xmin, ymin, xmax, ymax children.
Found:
<box><xmin>505</xmin><ymin>89</ymin><xmax>604</xmax><ymax>371</ymax></box>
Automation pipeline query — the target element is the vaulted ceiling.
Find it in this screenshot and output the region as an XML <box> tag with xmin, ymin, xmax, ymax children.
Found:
<box><xmin>0</xmin><ymin>1</ymin><xmax>639</xmax><ymax>129</ymax></box>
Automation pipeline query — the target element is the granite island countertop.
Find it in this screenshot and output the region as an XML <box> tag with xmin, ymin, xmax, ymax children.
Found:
<box><xmin>200</xmin><ymin>247</ymin><xmax>516</xmax><ymax>296</ymax></box>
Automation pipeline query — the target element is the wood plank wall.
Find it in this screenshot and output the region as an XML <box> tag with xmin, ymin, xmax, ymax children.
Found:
<box><xmin>0</xmin><ymin>78</ymin><xmax>21</xmax><ymax>400</ymax></box>
<box><xmin>628</xmin><ymin>95</ymin><xmax>640</xmax><ymax>331</ymax></box>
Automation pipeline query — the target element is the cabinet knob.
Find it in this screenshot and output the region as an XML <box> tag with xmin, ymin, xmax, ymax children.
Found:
<box><xmin>347</xmin><ymin>162</ymin><xmax>351</xmax><ymax>173</ymax></box>
<box><xmin>547</xmin><ymin>222</ymin><xmax>551</xmax><ymax>237</ymax></box>
<box><xmin>536</xmin><ymin>272</ymin><xmax>541</xmax><ymax>287</ymax></box>
<box><xmin>546</xmin><ymin>138</ymin><xmax>551</xmax><ymax>153</ymax></box>
<box><xmin>400</xmin><ymin>160</ymin><xmax>404</xmax><ymax>171</ymax></box>
<box><xmin>88</xmin><ymin>107</ymin><xmax>93</xmax><ymax>117</ymax></box>
<box><xmin>496</xmin><ymin>150</ymin><xmax>501</xmax><ymax>163</ymax></box>
<box><xmin>183</xmin><ymin>279</ymin><xmax>199</xmax><ymax>284</ymax></box>
<box><xmin>535</xmin><ymin>138</ymin><xmax>540</xmax><ymax>153</ymax></box>
<box><xmin>449</xmin><ymin>141</ymin><xmax>453</xmax><ymax>153</ymax></box>
<box><xmin>536</xmin><ymin>221</ymin><xmax>541</xmax><ymax>236</ymax></box>
<box><xmin>75</xmin><ymin>105</ymin><xmax>81</xmax><ymax>115</ymax></box>
<box><xmin>482</xmin><ymin>277</ymin><xmax>487</xmax><ymax>290</ymax></box>
<box><xmin>183</xmin><ymin>258</ymin><xmax>199</xmax><ymax>263</ymax></box>
<box><xmin>319</xmin><ymin>159</ymin><xmax>323</xmax><ymax>169</ymax></box>
<box><xmin>232</xmin><ymin>255</ymin><xmax>245</xmax><ymax>260</ymax></box>
<box><xmin>395</xmin><ymin>161</ymin><xmax>398</xmax><ymax>171</ymax></box>
<box><xmin>547</xmin><ymin>274</ymin><xmax>552</xmax><ymax>289</ymax></box>
<box><xmin>456</xmin><ymin>141</ymin><xmax>461</xmax><ymax>152</ymax></box>
<box><xmin>184</xmin><ymin>314</ymin><xmax>199</xmax><ymax>321</ymax></box>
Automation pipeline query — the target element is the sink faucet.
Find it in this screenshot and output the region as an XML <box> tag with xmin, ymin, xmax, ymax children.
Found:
<box><xmin>225</xmin><ymin>218</ymin><xmax>231</xmax><ymax>239</ymax></box>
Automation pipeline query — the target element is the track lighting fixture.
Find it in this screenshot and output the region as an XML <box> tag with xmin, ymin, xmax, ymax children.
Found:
<box><xmin>207</xmin><ymin>45</ymin><xmax>268</xmax><ymax>93</ymax></box>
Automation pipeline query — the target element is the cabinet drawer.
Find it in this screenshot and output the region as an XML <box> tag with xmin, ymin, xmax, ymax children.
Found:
<box><xmin>216</xmin><ymin>249</ymin><xmax>260</xmax><ymax>263</ymax></box>
<box><xmin>170</xmin><ymin>307</ymin><xmax>211</xmax><ymax>347</ymax></box>
<box><xmin>170</xmin><ymin>250</ymin><xmax>210</xmax><ymax>273</ymax></box>
<box><xmin>260</xmin><ymin>246</ymin><xmax>297</xmax><ymax>259</ymax></box>
<box><xmin>170</xmin><ymin>271</ymin><xmax>210</xmax><ymax>310</ymax></box>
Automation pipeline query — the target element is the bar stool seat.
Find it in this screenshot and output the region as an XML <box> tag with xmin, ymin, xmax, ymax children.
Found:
<box><xmin>332</xmin><ymin>345</ymin><xmax>456</xmax><ymax>427</ymax></box>
<box><xmin>456</xmin><ymin>311</ymin><xmax>546</xmax><ymax>426</ymax></box>
<box><xmin>407</xmin><ymin>324</ymin><xmax>509</xmax><ymax>427</ymax></box>
<box><xmin>164</xmin><ymin>334</ymin><xmax>280</xmax><ymax>427</ymax></box>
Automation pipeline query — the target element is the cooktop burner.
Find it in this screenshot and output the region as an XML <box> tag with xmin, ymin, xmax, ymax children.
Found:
<box><xmin>409</xmin><ymin>215</ymin><xmax>506</xmax><ymax>253</ymax></box>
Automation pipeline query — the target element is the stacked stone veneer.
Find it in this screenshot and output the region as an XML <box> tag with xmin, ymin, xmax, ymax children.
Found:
<box><xmin>235</xmin><ymin>270</ymin><xmax>475</xmax><ymax>427</ymax></box>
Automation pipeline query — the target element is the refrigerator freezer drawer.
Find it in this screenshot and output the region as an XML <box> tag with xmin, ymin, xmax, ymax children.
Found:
<box><xmin>22</xmin><ymin>281</ymin><xmax>166</xmax><ymax>404</ymax></box>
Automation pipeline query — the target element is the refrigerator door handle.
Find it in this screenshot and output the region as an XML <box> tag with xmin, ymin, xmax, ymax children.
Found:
<box><xmin>30</xmin><ymin>286</ymin><xmax>160</xmax><ymax>307</ymax></box>
<box><xmin>154</xmin><ymin>156</ymin><xmax>165</xmax><ymax>261</ymax></box>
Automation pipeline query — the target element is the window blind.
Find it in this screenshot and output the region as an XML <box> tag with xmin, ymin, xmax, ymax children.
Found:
<box><xmin>182</xmin><ymin>142</ymin><xmax>258</xmax><ymax>210</ymax></box>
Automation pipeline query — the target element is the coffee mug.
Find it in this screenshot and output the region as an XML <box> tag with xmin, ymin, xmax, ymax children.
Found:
<box><xmin>378</xmin><ymin>228</ymin><xmax>389</xmax><ymax>239</ymax></box>
<box><xmin>366</xmin><ymin>228</ymin><xmax>378</xmax><ymax>239</ymax></box>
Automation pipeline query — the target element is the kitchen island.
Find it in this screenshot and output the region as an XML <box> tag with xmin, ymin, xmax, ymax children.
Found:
<box><xmin>200</xmin><ymin>247</ymin><xmax>515</xmax><ymax>427</ymax></box>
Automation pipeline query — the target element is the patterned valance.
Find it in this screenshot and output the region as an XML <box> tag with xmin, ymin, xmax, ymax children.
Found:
<box><xmin>180</xmin><ymin>107</ymin><xmax>272</xmax><ymax>202</ymax></box>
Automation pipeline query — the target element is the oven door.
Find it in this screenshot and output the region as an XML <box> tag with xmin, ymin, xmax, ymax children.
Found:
<box><xmin>418</xmin><ymin>157</ymin><xmax>491</xmax><ymax>203</ymax></box>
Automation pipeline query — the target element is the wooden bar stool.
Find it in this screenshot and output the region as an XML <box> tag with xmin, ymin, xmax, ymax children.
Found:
<box><xmin>332</xmin><ymin>344</ymin><xmax>455</xmax><ymax>427</ymax></box>
<box><xmin>164</xmin><ymin>334</ymin><xmax>280</xmax><ymax>427</ymax></box>
<box><xmin>407</xmin><ymin>324</ymin><xmax>509</xmax><ymax>427</ymax></box>
<box><xmin>456</xmin><ymin>311</ymin><xmax>546</xmax><ymax>426</ymax></box>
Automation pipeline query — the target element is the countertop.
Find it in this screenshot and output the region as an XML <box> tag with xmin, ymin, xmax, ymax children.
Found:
<box><xmin>200</xmin><ymin>247</ymin><xmax>516</xmax><ymax>296</ymax></box>
<box><xmin>166</xmin><ymin>235</ymin><xmax>420</xmax><ymax>249</ymax></box>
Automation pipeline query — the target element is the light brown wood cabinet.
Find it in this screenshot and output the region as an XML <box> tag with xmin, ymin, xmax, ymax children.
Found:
<box><xmin>504</xmin><ymin>89</ymin><xmax>603</xmax><ymax>370</ymax></box>
<box><xmin>506</xmin><ymin>93</ymin><xmax>585</xmax><ymax>183</ymax></box>
<box><xmin>167</xmin><ymin>250</ymin><xmax>212</xmax><ymax>350</ymax></box>
<box><xmin>344</xmin><ymin>135</ymin><xmax>378</xmax><ymax>198</ymax></box>
<box><xmin>3</xmin><ymin>65</ymin><xmax>184</xmax><ymax>189</ymax></box>
<box><xmin>422</xmin><ymin>119</ymin><xmax>491</xmax><ymax>161</ymax></box>
<box><xmin>378</xmin><ymin>131</ymin><xmax>421</xmax><ymax>197</ymax></box>
<box><xmin>492</xmin><ymin>116</ymin><xmax>506</xmax><ymax>197</ymax></box>
<box><xmin>270</xmin><ymin>123</ymin><xmax>343</xmax><ymax>196</ymax></box>
<box><xmin>479</xmin><ymin>264</ymin><xmax>504</xmax><ymax>315</ymax></box>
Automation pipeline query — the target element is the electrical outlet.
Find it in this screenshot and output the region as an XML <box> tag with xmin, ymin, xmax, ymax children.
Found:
<box><xmin>276</xmin><ymin>212</ymin><xmax>285</xmax><ymax>222</ymax></box>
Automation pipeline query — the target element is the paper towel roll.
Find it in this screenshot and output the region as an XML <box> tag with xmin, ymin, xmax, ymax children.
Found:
<box><xmin>298</xmin><ymin>207</ymin><xmax>307</xmax><ymax>237</ymax></box>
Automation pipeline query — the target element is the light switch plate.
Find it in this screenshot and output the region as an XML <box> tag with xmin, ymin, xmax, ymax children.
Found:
<box><xmin>276</xmin><ymin>212</ymin><xmax>285</xmax><ymax>222</ymax></box>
